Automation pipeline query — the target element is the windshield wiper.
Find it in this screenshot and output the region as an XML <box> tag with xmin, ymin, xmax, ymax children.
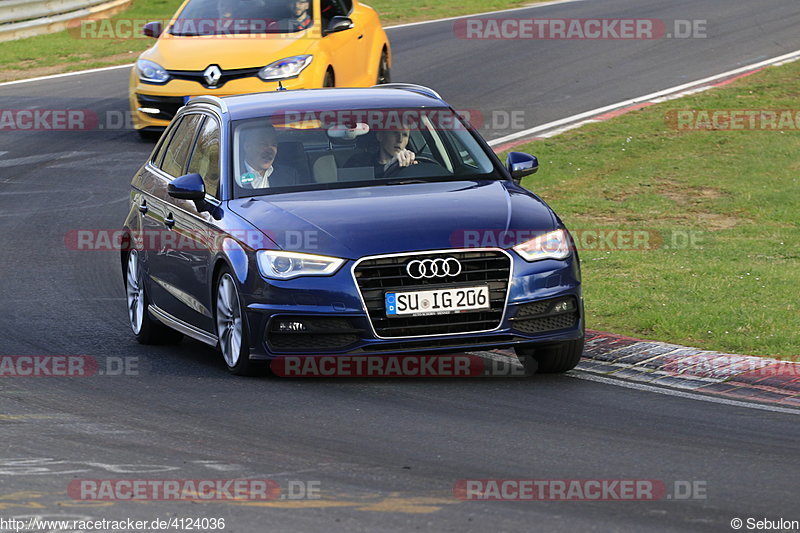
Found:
<box><xmin>383</xmin><ymin>179</ymin><xmax>428</xmax><ymax>185</ymax></box>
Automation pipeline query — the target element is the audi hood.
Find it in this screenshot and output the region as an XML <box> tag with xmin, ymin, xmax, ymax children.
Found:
<box><xmin>228</xmin><ymin>180</ymin><xmax>560</xmax><ymax>259</ymax></box>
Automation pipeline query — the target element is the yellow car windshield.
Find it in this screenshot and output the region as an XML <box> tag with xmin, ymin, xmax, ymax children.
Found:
<box><xmin>171</xmin><ymin>0</ymin><xmax>313</xmax><ymax>35</ymax></box>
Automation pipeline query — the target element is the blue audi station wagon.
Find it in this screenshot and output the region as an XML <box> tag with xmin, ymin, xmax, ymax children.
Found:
<box><xmin>122</xmin><ymin>84</ymin><xmax>584</xmax><ymax>375</ymax></box>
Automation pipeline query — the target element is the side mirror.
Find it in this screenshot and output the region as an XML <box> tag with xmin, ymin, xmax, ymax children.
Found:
<box><xmin>325</xmin><ymin>16</ymin><xmax>353</xmax><ymax>35</ymax></box>
<box><xmin>506</xmin><ymin>152</ymin><xmax>538</xmax><ymax>183</ymax></box>
<box><xmin>168</xmin><ymin>173</ymin><xmax>205</xmax><ymax>200</ymax></box>
<box><xmin>143</xmin><ymin>21</ymin><xmax>163</xmax><ymax>38</ymax></box>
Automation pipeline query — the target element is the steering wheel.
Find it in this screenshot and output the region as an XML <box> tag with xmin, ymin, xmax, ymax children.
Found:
<box><xmin>382</xmin><ymin>155</ymin><xmax>441</xmax><ymax>178</ymax></box>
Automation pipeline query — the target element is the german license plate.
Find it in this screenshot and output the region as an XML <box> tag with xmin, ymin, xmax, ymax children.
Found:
<box><xmin>385</xmin><ymin>286</ymin><xmax>490</xmax><ymax>317</ymax></box>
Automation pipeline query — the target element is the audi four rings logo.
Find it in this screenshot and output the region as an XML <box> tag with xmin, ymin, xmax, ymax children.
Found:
<box><xmin>406</xmin><ymin>258</ymin><xmax>462</xmax><ymax>279</ymax></box>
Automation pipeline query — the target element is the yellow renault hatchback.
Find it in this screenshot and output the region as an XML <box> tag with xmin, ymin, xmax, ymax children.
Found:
<box><xmin>129</xmin><ymin>0</ymin><xmax>391</xmax><ymax>136</ymax></box>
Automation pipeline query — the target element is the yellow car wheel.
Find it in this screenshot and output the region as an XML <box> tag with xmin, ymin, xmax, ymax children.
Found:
<box><xmin>377</xmin><ymin>49</ymin><xmax>391</xmax><ymax>85</ymax></box>
<box><xmin>323</xmin><ymin>69</ymin><xmax>335</xmax><ymax>88</ymax></box>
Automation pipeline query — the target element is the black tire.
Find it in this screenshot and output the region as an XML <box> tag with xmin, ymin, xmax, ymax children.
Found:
<box><xmin>125</xmin><ymin>250</ymin><xmax>183</xmax><ymax>345</ymax></box>
<box><xmin>213</xmin><ymin>268</ymin><xmax>263</xmax><ymax>376</ymax></box>
<box><xmin>376</xmin><ymin>50</ymin><xmax>391</xmax><ymax>84</ymax></box>
<box><xmin>515</xmin><ymin>338</ymin><xmax>584</xmax><ymax>374</ymax></box>
<box><xmin>323</xmin><ymin>69</ymin><xmax>335</xmax><ymax>88</ymax></box>
<box><xmin>515</xmin><ymin>352</ymin><xmax>538</xmax><ymax>377</ymax></box>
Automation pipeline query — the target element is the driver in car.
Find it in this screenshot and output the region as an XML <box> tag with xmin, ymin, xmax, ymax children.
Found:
<box><xmin>288</xmin><ymin>0</ymin><xmax>312</xmax><ymax>30</ymax></box>
<box><xmin>237</xmin><ymin>125</ymin><xmax>300</xmax><ymax>189</ymax></box>
<box><xmin>344</xmin><ymin>127</ymin><xmax>417</xmax><ymax>177</ymax></box>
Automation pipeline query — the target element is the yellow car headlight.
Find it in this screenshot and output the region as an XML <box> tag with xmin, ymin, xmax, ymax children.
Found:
<box><xmin>136</xmin><ymin>59</ymin><xmax>170</xmax><ymax>84</ymax></box>
<box><xmin>258</xmin><ymin>55</ymin><xmax>313</xmax><ymax>81</ymax></box>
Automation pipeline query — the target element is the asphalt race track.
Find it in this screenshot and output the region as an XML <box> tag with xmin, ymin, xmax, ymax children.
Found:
<box><xmin>1</xmin><ymin>0</ymin><xmax>799</xmax><ymax>531</ymax></box>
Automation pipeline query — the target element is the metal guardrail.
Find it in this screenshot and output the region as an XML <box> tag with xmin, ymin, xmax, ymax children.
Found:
<box><xmin>0</xmin><ymin>0</ymin><xmax>131</xmax><ymax>41</ymax></box>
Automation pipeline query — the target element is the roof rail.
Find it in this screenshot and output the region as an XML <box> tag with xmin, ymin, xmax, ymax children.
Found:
<box><xmin>186</xmin><ymin>95</ymin><xmax>229</xmax><ymax>114</ymax></box>
<box><xmin>371</xmin><ymin>83</ymin><xmax>442</xmax><ymax>100</ymax></box>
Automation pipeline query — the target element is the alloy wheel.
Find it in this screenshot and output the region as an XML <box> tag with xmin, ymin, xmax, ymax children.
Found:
<box><xmin>126</xmin><ymin>250</ymin><xmax>145</xmax><ymax>334</ymax></box>
<box><xmin>216</xmin><ymin>273</ymin><xmax>243</xmax><ymax>368</ymax></box>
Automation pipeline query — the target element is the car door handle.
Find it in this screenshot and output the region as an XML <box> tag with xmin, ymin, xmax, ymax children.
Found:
<box><xmin>138</xmin><ymin>202</ymin><xmax>148</xmax><ymax>215</ymax></box>
<box><xmin>164</xmin><ymin>214</ymin><xmax>175</xmax><ymax>229</ymax></box>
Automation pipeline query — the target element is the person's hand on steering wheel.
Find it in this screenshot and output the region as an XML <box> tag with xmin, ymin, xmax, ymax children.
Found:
<box><xmin>382</xmin><ymin>153</ymin><xmax>441</xmax><ymax>178</ymax></box>
<box><xmin>383</xmin><ymin>149</ymin><xmax>417</xmax><ymax>171</ymax></box>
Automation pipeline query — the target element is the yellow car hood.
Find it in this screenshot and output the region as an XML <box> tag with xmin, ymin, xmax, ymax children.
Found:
<box><xmin>143</xmin><ymin>33</ymin><xmax>315</xmax><ymax>71</ymax></box>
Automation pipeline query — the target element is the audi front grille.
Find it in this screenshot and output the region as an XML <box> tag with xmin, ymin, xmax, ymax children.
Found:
<box><xmin>352</xmin><ymin>250</ymin><xmax>512</xmax><ymax>338</ymax></box>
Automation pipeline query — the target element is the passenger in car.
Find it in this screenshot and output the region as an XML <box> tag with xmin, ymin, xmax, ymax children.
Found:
<box><xmin>215</xmin><ymin>0</ymin><xmax>236</xmax><ymax>19</ymax></box>
<box><xmin>237</xmin><ymin>126</ymin><xmax>300</xmax><ymax>188</ymax></box>
<box><xmin>344</xmin><ymin>128</ymin><xmax>417</xmax><ymax>177</ymax></box>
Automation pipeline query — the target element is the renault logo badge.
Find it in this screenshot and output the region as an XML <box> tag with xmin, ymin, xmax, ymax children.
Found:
<box><xmin>203</xmin><ymin>65</ymin><xmax>222</xmax><ymax>87</ymax></box>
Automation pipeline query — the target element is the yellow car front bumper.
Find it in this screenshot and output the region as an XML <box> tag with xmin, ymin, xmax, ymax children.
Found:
<box><xmin>129</xmin><ymin>71</ymin><xmax>311</xmax><ymax>130</ymax></box>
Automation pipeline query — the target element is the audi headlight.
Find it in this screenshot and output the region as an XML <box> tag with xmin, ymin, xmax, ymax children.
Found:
<box><xmin>258</xmin><ymin>55</ymin><xmax>313</xmax><ymax>81</ymax></box>
<box><xmin>513</xmin><ymin>229</ymin><xmax>571</xmax><ymax>262</ymax></box>
<box><xmin>136</xmin><ymin>59</ymin><xmax>170</xmax><ymax>84</ymax></box>
<box><xmin>257</xmin><ymin>250</ymin><xmax>344</xmax><ymax>280</ymax></box>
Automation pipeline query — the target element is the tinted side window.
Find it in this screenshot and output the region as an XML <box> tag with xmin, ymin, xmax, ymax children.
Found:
<box><xmin>322</xmin><ymin>0</ymin><xmax>349</xmax><ymax>21</ymax></box>
<box><xmin>151</xmin><ymin>120</ymin><xmax>180</xmax><ymax>166</ymax></box>
<box><xmin>187</xmin><ymin>116</ymin><xmax>221</xmax><ymax>198</ymax></box>
<box><xmin>160</xmin><ymin>114</ymin><xmax>202</xmax><ymax>177</ymax></box>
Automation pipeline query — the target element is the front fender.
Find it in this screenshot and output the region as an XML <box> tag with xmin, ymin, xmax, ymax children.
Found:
<box><xmin>216</xmin><ymin>238</ymin><xmax>249</xmax><ymax>285</ymax></box>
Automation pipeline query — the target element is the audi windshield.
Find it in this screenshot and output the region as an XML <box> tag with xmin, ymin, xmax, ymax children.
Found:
<box><xmin>231</xmin><ymin>107</ymin><xmax>503</xmax><ymax>197</ymax></box>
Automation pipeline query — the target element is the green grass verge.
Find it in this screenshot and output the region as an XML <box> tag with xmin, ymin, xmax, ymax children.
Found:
<box><xmin>0</xmin><ymin>0</ymin><xmax>182</xmax><ymax>78</ymax></box>
<box><xmin>0</xmin><ymin>0</ymin><xmax>535</xmax><ymax>80</ymax></box>
<box><xmin>509</xmin><ymin>60</ymin><xmax>800</xmax><ymax>358</ymax></box>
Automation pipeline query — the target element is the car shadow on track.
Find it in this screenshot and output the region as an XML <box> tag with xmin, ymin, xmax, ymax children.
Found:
<box><xmin>135</xmin><ymin>339</ymin><xmax>578</xmax><ymax>385</ymax></box>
